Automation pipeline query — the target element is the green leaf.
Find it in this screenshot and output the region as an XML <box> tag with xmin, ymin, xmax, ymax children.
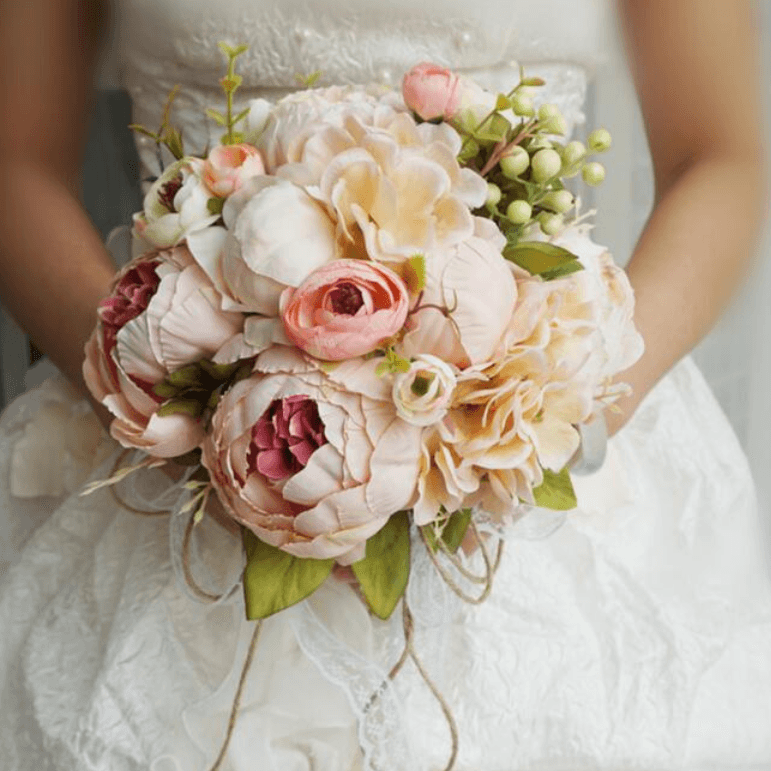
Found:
<box><xmin>422</xmin><ymin>508</ymin><xmax>473</xmax><ymax>554</ymax></box>
<box><xmin>167</xmin><ymin>364</ymin><xmax>202</xmax><ymax>388</ymax></box>
<box><xmin>163</xmin><ymin>127</ymin><xmax>185</xmax><ymax>160</ymax></box>
<box><xmin>207</xmin><ymin>197</ymin><xmax>225</xmax><ymax>216</ymax></box>
<box><xmin>220</xmin><ymin>74</ymin><xmax>243</xmax><ymax>93</ymax></box>
<box><xmin>205</xmin><ymin>108</ymin><xmax>227</xmax><ymax>126</ymax></box>
<box><xmin>152</xmin><ymin>381</ymin><xmax>178</xmax><ymax>399</ymax></box>
<box><xmin>520</xmin><ymin>76</ymin><xmax>546</xmax><ymax>87</ymax></box>
<box><xmin>503</xmin><ymin>242</ymin><xmax>582</xmax><ymax>280</ymax></box>
<box><xmin>351</xmin><ymin>512</ymin><xmax>411</xmax><ymax>620</ymax></box>
<box><xmin>403</xmin><ymin>253</ymin><xmax>426</xmax><ymax>294</ymax></box>
<box><xmin>218</xmin><ymin>42</ymin><xmax>249</xmax><ymax>58</ymax></box>
<box><xmin>532</xmin><ymin>467</ymin><xmax>577</xmax><ymax>511</ymax></box>
<box><xmin>199</xmin><ymin>359</ymin><xmax>240</xmax><ymax>380</ymax></box>
<box><xmin>457</xmin><ymin>137</ymin><xmax>480</xmax><ymax>164</ymax></box>
<box><xmin>156</xmin><ymin>398</ymin><xmax>204</xmax><ymax>419</ymax></box>
<box><xmin>495</xmin><ymin>93</ymin><xmax>512</xmax><ymax>111</ymax></box>
<box><xmin>474</xmin><ymin>113</ymin><xmax>511</xmax><ymax>143</ymax></box>
<box><xmin>539</xmin><ymin>260</ymin><xmax>584</xmax><ymax>281</ymax></box>
<box><xmin>233</xmin><ymin>107</ymin><xmax>252</xmax><ymax>126</ymax></box>
<box><xmin>295</xmin><ymin>70</ymin><xmax>323</xmax><ymax>88</ymax></box>
<box><xmin>242</xmin><ymin>529</ymin><xmax>334</xmax><ymax>619</ymax></box>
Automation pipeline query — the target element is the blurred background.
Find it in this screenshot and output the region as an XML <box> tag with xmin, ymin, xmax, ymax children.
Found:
<box><xmin>0</xmin><ymin>1</ymin><xmax>769</xmax><ymax>525</ymax></box>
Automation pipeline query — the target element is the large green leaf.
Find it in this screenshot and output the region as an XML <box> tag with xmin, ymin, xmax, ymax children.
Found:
<box><xmin>351</xmin><ymin>512</ymin><xmax>411</xmax><ymax>620</ymax></box>
<box><xmin>503</xmin><ymin>242</ymin><xmax>583</xmax><ymax>281</ymax></box>
<box><xmin>242</xmin><ymin>529</ymin><xmax>334</xmax><ymax>620</ymax></box>
<box><xmin>422</xmin><ymin>508</ymin><xmax>473</xmax><ymax>554</ymax></box>
<box><xmin>532</xmin><ymin>467</ymin><xmax>578</xmax><ymax>511</ymax></box>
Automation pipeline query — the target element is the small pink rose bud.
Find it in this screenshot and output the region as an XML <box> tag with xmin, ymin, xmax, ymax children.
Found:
<box><xmin>402</xmin><ymin>62</ymin><xmax>462</xmax><ymax>121</ymax></box>
<box><xmin>202</xmin><ymin>143</ymin><xmax>265</xmax><ymax>198</ymax></box>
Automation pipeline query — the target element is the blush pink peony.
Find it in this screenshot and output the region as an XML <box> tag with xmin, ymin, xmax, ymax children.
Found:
<box><xmin>280</xmin><ymin>260</ymin><xmax>410</xmax><ymax>361</ymax></box>
<box><xmin>202</xmin><ymin>143</ymin><xmax>265</xmax><ymax>198</ymax></box>
<box><xmin>83</xmin><ymin>246</ymin><xmax>243</xmax><ymax>457</ymax></box>
<box><xmin>201</xmin><ymin>347</ymin><xmax>423</xmax><ymax>564</ymax></box>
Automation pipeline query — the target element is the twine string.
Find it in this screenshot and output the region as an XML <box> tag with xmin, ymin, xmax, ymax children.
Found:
<box><xmin>208</xmin><ymin>621</ymin><xmax>264</xmax><ymax>771</ymax></box>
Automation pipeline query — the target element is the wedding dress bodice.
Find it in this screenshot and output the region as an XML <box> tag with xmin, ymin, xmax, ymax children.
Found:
<box><xmin>112</xmin><ymin>0</ymin><xmax>612</xmax><ymax>180</ymax></box>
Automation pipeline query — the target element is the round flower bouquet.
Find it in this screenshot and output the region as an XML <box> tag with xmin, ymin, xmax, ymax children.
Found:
<box><xmin>84</xmin><ymin>45</ymin><xmax>642</xmax><ymax>629</ymax></box>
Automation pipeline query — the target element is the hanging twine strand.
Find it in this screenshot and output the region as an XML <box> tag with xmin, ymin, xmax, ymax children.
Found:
<box><xmin>94</xmin><ymin>450</ymin><xmax>508</xmax><ymax>771</ymax></box>
<box><xmin>208</xmin><ymin>620</ymin><xmax>264</xmax><ymax>771</ymax></box>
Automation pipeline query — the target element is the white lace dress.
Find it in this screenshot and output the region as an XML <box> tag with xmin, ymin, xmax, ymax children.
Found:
<box><xmin>2</xmin><ymin>1</ymin><xmax>771</xmax><ymax>769</ymax></box>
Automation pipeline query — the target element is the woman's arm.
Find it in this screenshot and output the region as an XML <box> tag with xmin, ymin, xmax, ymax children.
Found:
<box><xmin>0</xmin><ymin>0</ymin><xmax>115</xmax><ymax>413</ymax></box>
<box><xmin>609</xmin><ymin>0</ymin><xmax>767</xmax><ymax>434</ymax></box>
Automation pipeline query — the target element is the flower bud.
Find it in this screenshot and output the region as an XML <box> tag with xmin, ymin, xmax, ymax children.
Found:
<box><xmin>485</xmin><ymin>183</ymin><xmax>502</xmax><ymax>207</ymax></box>
<box><xmin>582</xmin><ymin>161</ymin><xmax>606</xmax><ymax>186</ymax></box>
<box><xmin>506</xmin><ymin>199</ymin><xmax>532</xmax><ymax>224</ymax></box>
<box><xmin>537</xmin><ymin>103</ymin><xmax>561</xmax><ymax>122</ymax></box>
<box><xmin>530</xmin><ymin>148</ymin><xmax>562</xmax><ymax>183</ymax></box>
<box><xmin>542</xmin><ymin>115</ymin><xmax>568</xmax><ymax>136</ymax></box>
<box><xmin>539</xmin><ymin>212</ymin><xmax>564</xmax><ymax>236</ymax></box>
<box><xmin>511</xmin><ymin>92</ymin><xmax>535</xmax><ymax>117</ymax></box>
<box><xmin>500</xmin><ymin>146</ymin><xmax>530</xmax><ymax>178</ymax></box>
<box><xmin>588</xmin><ymin>128</ymin><xmax>612</xmax><ymax>153</ymax></box>
<box><xmin>392</xmin><ymin>355</ymin><xmax>457</xmax><ymax>427</ymax></box>
<box><xmin>562</xmin><ymin>141</ymin><xmax>586</xmax><ymax>168</ymax></box>
<box><xmin>540</xmin><ymin>189</ymin><xmax>574</xmax><ymax>213</ymax></box>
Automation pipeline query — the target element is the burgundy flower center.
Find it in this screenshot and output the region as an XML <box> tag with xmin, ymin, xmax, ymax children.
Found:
<box><xmin>98</xmin><ymin>261</ymin><xmax>161</xmax><ymax>382</ymax></box>
<box><xmin>246</xmin><ymin>395</ymin><xmax>327</xmax><ymax>483</ymax></box>
<box><xmin>159</xmin><ymin>174</ymin><xmax>184</xmax><ymax>212</ymax></box>
<box><xmin>328</xmin><ymin>282</ymin><xmax>364</xmax><ymax>315</ymax></box>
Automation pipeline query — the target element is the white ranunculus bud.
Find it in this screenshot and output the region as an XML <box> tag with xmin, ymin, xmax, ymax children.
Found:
<box><xmin>539</xmin><ymin>212</ymin><xmax>564</xmax><ymax>236</ymax></box>
<box><xmin>511</xmin><ymin>92</ymin><xmax>535</xmax><ymax>117</ymax></box>
<box><xmin>542</xmin><ymin>115</ymin><xmax>568</xmax><ymax>136</ymax></box>
<box><xmin>582</xmin><ymin>161</ymin><xmax>606</xmax><ymax>186</ymax></box>
<box><xmin>537</xmin><ymin>103</ymin><xmax>561</xmax><ymax>122</ymax></box>
<box><xmin>500</xmin><ymin>146</ymin><xmax>530</xmax><ymax>179</ymax></box>
<box><xmin>506</xmin><ymin>199</ymin><xmax>532</xmax><ymax>224</ymax></box>
<box><xmin>588</xmin><ymin>128</ymin><xmax>612</xmax><ymax>153</ymax></box>
<box><xmin>562</xmin><ymin>141</ymin><xmax>586</xmax><ymax>168</ymax></box>
<box><xmin>486</xmin><ymin>183</ymin><xmax>502</xmax><ymax>207</ymax></box>
<box><xmin>531</xmin><ymin>148</ymin><xmax>562</xmax><ymax>183</ymax></box>
<box><xmin>540</xmin><ymin>189</ymin><xmax>574</xmax><ymax>213</ymax></box>
<box><xmin>392</xmin><ymin>355</ymin><xmax>457</xmax><ymax>427</ymax></box>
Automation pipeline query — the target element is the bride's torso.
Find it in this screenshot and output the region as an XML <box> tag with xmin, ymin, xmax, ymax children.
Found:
<box><xmin>108</xmin><ymin>0</ymin><xmax>612</xmax><ymax>179</ymax></box>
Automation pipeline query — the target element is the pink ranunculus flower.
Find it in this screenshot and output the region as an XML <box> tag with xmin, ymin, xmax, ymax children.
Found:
<box><xmin>83</xmin><ymin>246</ymin><xmax>244</xmax><ymax>458</ymax></box>
<box><xmin>402</xmin><ymin>62</ymin><xmax>462</xmax><ymax>121</ymax></box>
<box><xmin>202</xmin><ymin>143</ymin><xmax>265</xmax><ymax>198</ymax></box>
<box><xmin>280</xmin><ymin>260</ymin><xmax>410</xmax><ymax>361</ymax></box>
<box><xmin>202</xmin><ymin>347</ymin><xmax>423</xmax><ymax>564</ymax></box>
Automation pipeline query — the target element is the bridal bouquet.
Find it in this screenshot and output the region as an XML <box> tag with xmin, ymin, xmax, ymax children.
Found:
<box><xmin>84</xmin><ymin>45</ymin><xmax>642</xmax><ymax>622</ymax></box>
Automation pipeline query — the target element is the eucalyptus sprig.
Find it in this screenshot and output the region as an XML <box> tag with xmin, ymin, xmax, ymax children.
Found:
<box><xmin>205</xmin><ymin>42</ymin><xmax>251</xmax><ymax>145</ymax></box>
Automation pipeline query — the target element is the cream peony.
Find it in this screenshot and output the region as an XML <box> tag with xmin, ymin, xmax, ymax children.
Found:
<box><xmin>202</xmin><ymin>347</ymin><xmax>423</xmax><ymax>564</ymax></box>
<box><xmin>297</xmin><ymin>111</ymin><xmax>488</xmax><ymax>265</ymax></box>
<box><xmin>399</xmin><ymin>235</ymin><xmax>517</xmax><ymax>368</ymax></box>
<box><xmin>187</xmin><ymin>177</ymin><xmax>339</xmax><ymax>315</ymax></box>
<box><xmin>83</xmin><ymin>246</ymin><xmax>243</xmax><ymax>457</ymax></box>
<box><xmin>258</xmin><ymin>84</ymin><xmax>406</xmax><ymax>172</ymax></box>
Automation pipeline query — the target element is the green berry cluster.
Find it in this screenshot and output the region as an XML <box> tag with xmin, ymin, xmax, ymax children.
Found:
<box><xmin>455</xmin><ymin>74</ymin><xmax>612</xmax><ymax>246</ymax></box>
